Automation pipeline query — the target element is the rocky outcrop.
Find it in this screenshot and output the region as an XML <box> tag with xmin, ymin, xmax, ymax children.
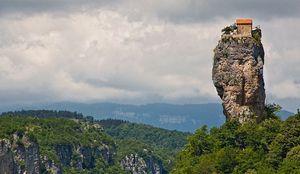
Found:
<box><xmin>22</xmin><ymin>137</ymin><xmax>41</xmax><ymax>174</ymax></box>
<box><xmin>0</xmin><ymin>134</ymin><xmax>43</xmax><ymax>174</ymax></box>
<box><xmin>0</xmin><ymin>133</ymin><xmax>113</xmax><ymax>174</ymax></box>
<box><xmin>212</xmin><ymin>32</ymin><xmax>265</xmax><ymax>123</ymax></box>
<box><xmin>94</xmin><ymin>144</ymin><xmax>112</xmax><ymax>163</ymax></box>
<box><xmin>55</xmin><ymin>144</ymin><xmax>113</xmax><ymax>170</ymax></box>
<box><xmin>55</xmin><ymin>144</ymin><xmax>73</xmax><ymax>166</ymax></box>
<box><xmin>0</xmin><ymin>139</ymin><xmax>16</xmax><ymax>174</ymax></box>
<box><xmin>121</xmin><ymin>153</ymin><xmax>147</xmax><ymax>174</ymax></box>
<box><xmin>121</xmin><ymin>152</ymin><xmax>163</xmax><ymax>174</ymax></box>
<box><xmin>78</xmin><ymin>146</ymin><xmax>95</xmax><ymax>169</ymax></box>
<box><xmin>41</xmin><ymin>156</ymin><xmax>61</xmax><ymax>174</ymax></box>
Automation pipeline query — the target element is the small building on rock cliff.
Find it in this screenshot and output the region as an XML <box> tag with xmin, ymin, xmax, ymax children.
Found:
<box><xmin>236</xmin><ymin>19</ymin><xmax>252</xmax><ymax>36</ymax></box>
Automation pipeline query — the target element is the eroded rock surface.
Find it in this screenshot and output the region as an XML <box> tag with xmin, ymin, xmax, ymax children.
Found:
<box><xmin>212</xmin><ymin>34</ymin><xmax>265</xmax><ymax>123</ymax></box>
<box><xmin>121</xmin><ymin>152</ymin><xmax>163</xmax><ymax>174</ymax></box>
<box><xmin>0</xmin><ymin>139</ymin><xmax>16</xmax><ymax>174</ymax></box>
<box><xmin>0</xmin><ymin>134</ymin><xmax>43</xmax><ymax>174</ymax></box>
<box><xmin>0</xmin><ymin>133</ymin><xmax>113</xmax><ymax>174</ymax></box>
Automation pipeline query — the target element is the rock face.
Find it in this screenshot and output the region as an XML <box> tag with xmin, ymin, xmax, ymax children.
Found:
<box><xmin>53</xmin><ymin>144</ymin><xmax>113</xmax><ymax>171</ymax></box>
<box><xmin>0</xmin><ymin>139</ymin><xmax>16</xmax><ymax>174</ymax></box>
<box><xmin>0</xmin><ymin>134</ymin><xmax>43</xmax><ymax>174</ymax></box>
<box><xmin>0</xmin><ymin>133</ymin><xmax>113</xmax><ymax>174</ymax></box>
<box><xmin>121</xmin><ymin>153</ymin><xmax>164</xmax><ymax>174</ymax></box>
<box><xmin>212</xmin><ymin>32</ymin><xmax>265</xmax><ymax>123</ymax></box>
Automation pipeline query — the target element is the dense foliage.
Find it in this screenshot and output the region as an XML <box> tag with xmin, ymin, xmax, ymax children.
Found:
<box><xmin>173</xmin><ymin>111</ymin><xmax>300</xmax><ymax>174</ymax></box>
<box><xmin>99</xmin><ymin>119</ymin><xmax>190</xmax><ymax>171</ymax></box>
<box><xmin>100</xmin><ymin>119</ymin><xmax>190</xmax><ymax>150</ymax></box>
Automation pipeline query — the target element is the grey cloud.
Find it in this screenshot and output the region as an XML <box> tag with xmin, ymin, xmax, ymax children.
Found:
<box><xmin>1</xmin><ymin>0</ymin><xmax>300</xmax><ymax>23</ymax></box>
<box><xmin>0</xmin><ymin>0</ymin><xmax>119</xmax><ymax>15</ymax></box>
<box><xmin>0</xmin><ymin>1</ymin><xmax>299</xmax><ymax>111</ymax></box>
<box><xmin>156</xmin><ymin>0</ymin><xmax>300</xmax><ymax>23</ymax></box>
<box><xmin>0</xmin><ymin>11</ymin><xmax>220</xmax><ymax>106</ymax></box>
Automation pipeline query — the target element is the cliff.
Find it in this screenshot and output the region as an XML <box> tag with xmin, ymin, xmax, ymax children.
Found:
<box><xmin>0</xmin><ymin>132</ymin><xmax>112</xmax><ymax>174</ymax></box>
<box><xmin>0</xmin><ymin>115</ymin><xmax>179</xmax><ymax>174</ymax></box>
<box><xmin>121</xmin><ymin>153</ymin><xmax>163</xmax><ymax>174</ymax></box>
<box><xmin>212</xmin><ymin>28</ymin><xmax>266</xmax><ymax>123</ymax></box>
<box><xmin>0</xmin><ymin>134</ymin><xmax>62</xmax><ymax>174</ymax></box>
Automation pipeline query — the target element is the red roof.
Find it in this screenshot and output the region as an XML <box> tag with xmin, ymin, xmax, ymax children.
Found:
<box><xmin>236</xmin><ymin>19</ymin><xmax>252</xmax><ymax>25</ymax></box>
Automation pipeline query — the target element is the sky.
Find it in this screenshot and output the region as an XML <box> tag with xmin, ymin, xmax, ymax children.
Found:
<box><xmin>0</xmin><ymin>0</ymin><xmax>299</xmax><ymax>111</ymax></box>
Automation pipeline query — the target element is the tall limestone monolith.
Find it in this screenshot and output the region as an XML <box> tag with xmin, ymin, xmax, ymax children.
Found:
<box><xmin>212</xmin><ymin>21</ymin><xmax>265</xmax><ymax>123</ymax></box>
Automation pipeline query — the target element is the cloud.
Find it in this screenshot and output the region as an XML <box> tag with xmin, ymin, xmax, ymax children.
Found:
<box><xmin>271</xmin><ymin>81</ymin><xmax>300</xmax><ymax>99</ymax></box>
<box><xmin>1</xmin><ymin>0</ymin><xmax>300</xmax><ymax>23</ymax></box>
<box><xmin>0</xmin><ymin>1</ymin><xmax>299</xmax><ymax>111</ymax></box>
<box><xmin>0</xmin><ymin>11</ymin><xmax>225</xmax><ymax>105</ymax></box>
<box><xmin>0</xmin><ymin>0</ymin><xmax>118</xmax><ymax>15</ymax></box>
<box><xmin>116</xmin><ymin>0</ymin><xmax>300</xmax><ymax>23</ymax></box>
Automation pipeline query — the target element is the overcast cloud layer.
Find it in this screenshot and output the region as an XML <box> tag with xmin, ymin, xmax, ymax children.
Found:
<box><xmin>0</xmin><ymin>0</ymin><xmax>299</xmax><ymax>111</ymax></box>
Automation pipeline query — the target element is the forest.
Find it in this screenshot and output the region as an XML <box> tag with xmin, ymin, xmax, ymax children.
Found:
<box><xmin>173</xmin><ymin>105</ymin><xmax>300</xmax><ymax>174</ymax></box>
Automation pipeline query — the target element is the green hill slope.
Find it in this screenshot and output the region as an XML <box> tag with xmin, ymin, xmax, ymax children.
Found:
<box><xmin>173</xmin><ymin>112</ymin><xmax>300</xmax><ymax>174</ymax></box>
<box><xmin>0</xmin><ymin>116</ymin><xmax>124</xmax><ymax>173</ymax></box>
<box><xmin>0</xmin><ymin>110</ymin><xmax>189</xmax><ymax>174</ymax></box>
<box><xmin>99</xmin><ymin>119</ymin><xmax>190</xmax><ymax>171</ymax></box>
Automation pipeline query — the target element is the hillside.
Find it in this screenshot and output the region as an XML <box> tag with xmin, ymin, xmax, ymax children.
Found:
<box><xmin>0</xmin><ymin>111</ymin><xmax>189</xmax><ymax>173</ymax></box>
<box><xmin>99</xmin><ymin>119</ymin><xmax>190</xmax><ymax>172</ymax></box>
<box><xmin>0</xmin><ymin>103</ymin><xmax>293</xmax><ymax>132</ymax></box>
<box><xmin>0</xmin><ymin>116</ymin><xmax>119</xmax><ymax>173</ymax></box>
<box><xmin>0</xmin><ymin>103</ymin><xmax>294</xmax><ymax>133</ymax></box>
<box><xmin>99</xmin><ymin>119</ymin><xmax>189</xmax><ymax>150</ymax></box>
<box><xmin>0</xmin><ymin>108</ymin><xmax>299</xmax><ymax>173</ymax></box>
<box><xmin>173</xmin><ymin>111</ymin><xmax>300</xmax><ymax>174</ymax></box>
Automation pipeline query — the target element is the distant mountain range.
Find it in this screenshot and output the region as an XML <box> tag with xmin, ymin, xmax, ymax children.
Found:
<box><xmin>0</xmin><ymin>102</ymin><xmax>294</xmax><ymax>132</ymax></box>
